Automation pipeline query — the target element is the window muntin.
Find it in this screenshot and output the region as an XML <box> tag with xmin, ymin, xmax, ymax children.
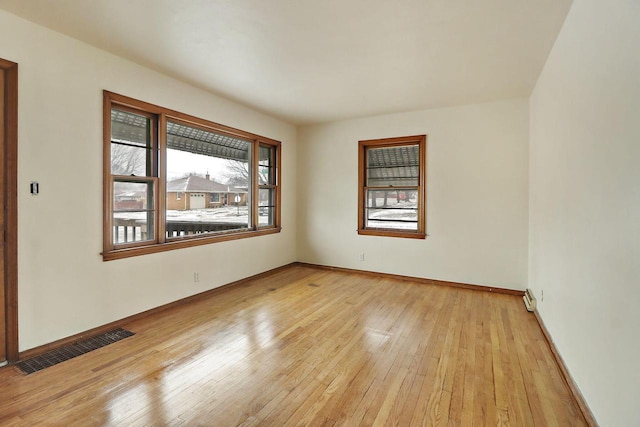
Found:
<box><xmin>104</xmin><ymin>91</ymin><xmax>281</xmax><ymax>260</ymax></box>
<box><xmin>358</xmin><ymin>135</ymin><xmax>426</xmax><ymax>238</ymax></box>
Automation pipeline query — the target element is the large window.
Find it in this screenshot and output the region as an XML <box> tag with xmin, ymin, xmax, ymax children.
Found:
<box><xmin>103</xmin><ymin>91</ymin><xmax>281</xmax><ymax>260</ymax></box>
<box><xmin>357</xmin><ymin>135</ymin><xmax>426</xmax><ymax>239</ymax></box>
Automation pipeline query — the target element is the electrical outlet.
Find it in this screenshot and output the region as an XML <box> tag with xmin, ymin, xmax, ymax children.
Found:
<box><xmin>359</xmin><ymin>253</ymin><xmax>365</xmax><ymax>262</ymax></box>
<box><xmin>194</xmin><ymin>272</ymin><xmax>200</xmax><ymax>283</ymax></box>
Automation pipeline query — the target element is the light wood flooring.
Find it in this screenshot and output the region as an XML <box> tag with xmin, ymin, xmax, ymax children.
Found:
<box><xmin>0</xmin><ymin>265</ymin><xmax>587</xmax><ymax>426</ymax></box>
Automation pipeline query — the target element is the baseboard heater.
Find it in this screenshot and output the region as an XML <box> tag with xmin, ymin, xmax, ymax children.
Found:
<box><xmin>523</xmin><ymin>288</ymin><xmax>537</xmax><ymax>312</ymax></box>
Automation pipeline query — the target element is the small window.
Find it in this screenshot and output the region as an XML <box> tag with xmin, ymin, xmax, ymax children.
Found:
<box><xmin>176</xmin><ymin>192</ymin><xmax>182</xmax><ymax>200</ymax></box>
<box><xmin>258</xmin><ymin>144</ymin><xmax>278</xmax><ymax>227</ymax></box>
<box><xmin>358</xmin><ymin>135</ymin><xmax>426</xmax><ymax>239</ymax></box>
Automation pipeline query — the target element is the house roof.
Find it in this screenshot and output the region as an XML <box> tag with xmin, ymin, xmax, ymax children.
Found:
<box><xmin>167</xmin><ymin>175</ymin><xmax>247</xmax><ymax>194</ymax></box>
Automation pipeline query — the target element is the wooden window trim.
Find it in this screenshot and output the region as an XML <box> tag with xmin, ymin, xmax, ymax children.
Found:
<box><xmin>103</xmin><ymin>91</ymin><xmax>282</xmax><ymax>261</ymax></box>
<box><xmin>357</xmin><ymin>135</ymin><xmax>426</xmax><ymax>239</ymax></box>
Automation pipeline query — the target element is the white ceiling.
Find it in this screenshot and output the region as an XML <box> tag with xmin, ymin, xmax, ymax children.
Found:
<box><xmin>0</xmin><ymin>0</ymin><xmax>572</xmax><ymax>125</ymax></box>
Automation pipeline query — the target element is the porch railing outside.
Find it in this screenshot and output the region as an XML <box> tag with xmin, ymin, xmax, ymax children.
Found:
<box><xmin>113</xmin><ymin>218</ymin><xmax>246</xmax><ymax>243</ymax></box>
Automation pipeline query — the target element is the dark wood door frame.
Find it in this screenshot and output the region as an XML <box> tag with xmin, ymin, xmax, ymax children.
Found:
<box><xmin>0</xmin><ymin>58</ymin><xmax>18</xmax><ymax>362</ymax></box>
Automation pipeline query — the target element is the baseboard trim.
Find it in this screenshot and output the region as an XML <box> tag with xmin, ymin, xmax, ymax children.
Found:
<box><xmin>294</xmin><ymin>262</ymin><xmax>525</xmax><ymax>296</ymax></box>
<box><xmin>533</xmin><ymin>310</ymin><xmax>598</xmax><ymax>427</ymax></box>
<box><xmin>18</xmin><ymin>262</ymin><xmax>296</xmax><ymax>362</ymax></box>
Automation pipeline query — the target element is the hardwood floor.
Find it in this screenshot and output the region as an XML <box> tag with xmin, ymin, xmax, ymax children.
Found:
<box><xmin>0</xmin><ymin>265</ymin><xmax>586</xmax><ymax>426</ymax></box>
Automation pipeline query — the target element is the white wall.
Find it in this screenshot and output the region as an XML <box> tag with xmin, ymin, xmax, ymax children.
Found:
<box><xmin>297</xmin><ymin>99</ymin><xmax>529</xmax><ymax>290</ymax></box>
<box><xmin>0</xmin><ymin>10</ymin><xmax>297</xmax><ymax>351</ymax></box>
<box><xmin>529</xmin><ymin>1</ymin><xmax>640</xmax><ymax>425</ymax></box>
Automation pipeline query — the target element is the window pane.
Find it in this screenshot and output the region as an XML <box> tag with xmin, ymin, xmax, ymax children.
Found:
<box><xmin>111</xmin><ymin>109</ymin><xmax>153</xmax><ymax>176</ymax></box>
<box><xmin>367</xmin><ymin>145</ymin><xmax>419</xmax><ymax>187</ymax></box>
<box><xmin>110</xmin><ymin>144</ymin><xmax>150</xmax><ymax>176</ymax></box>
<box><xmin>258</xmin><ymin>188</ymin><xmax>275</xmax><ymax>227</ymax></box>
<box><xmin>165</xmin><ymin>121</ymin><xmax>252</xmax><ymax>238</ymax></box>
<box><xmin>259</xmin><ymin>144</ymin><xmax>275</xmax><ymax>185</ymax></box>
<box><xmin>365</xmin><ymin>189</ymin><xmax>418</xmax><ymax>230</ymax></box>
<box><xmin>111</xmin><ymin>109</ymin><xmax>151</xmax><ymax>147</ymax></box>
<box><xmin>113</xmin><ymin>181</ymin><xmax>154</xmax><ymax>243</ymax></box>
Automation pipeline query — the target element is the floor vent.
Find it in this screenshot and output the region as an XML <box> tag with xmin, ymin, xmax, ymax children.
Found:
<box><xmin>16</xmin><ymin>328</ymin><xmax>135</xmax><ymax>375</ymax></box>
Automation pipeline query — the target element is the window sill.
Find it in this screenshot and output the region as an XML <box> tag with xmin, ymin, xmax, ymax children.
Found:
<box><xmin>103</xmin><ymin>227</ymin><xmax>282</xmax><ymax>261</ymax></box>
<box><xmin>357</xmin><ymin>229</ymin><xmax>426</xmax><ymax>239</ymax></box>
